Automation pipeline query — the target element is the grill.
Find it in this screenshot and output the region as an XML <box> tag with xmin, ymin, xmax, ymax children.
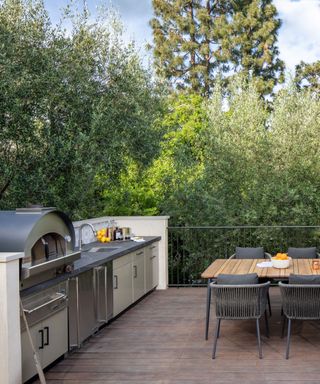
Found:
<box><xmin>0</xmin><ymin>206</ymin><xmax>80</xmax><ymax>289</ymax></box>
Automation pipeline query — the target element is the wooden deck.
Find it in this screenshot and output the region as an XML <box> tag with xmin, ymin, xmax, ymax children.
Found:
<box><xmin>38</xmin><ymin>287</ymin><xmax>320</xmax><ymax>384</ymax></box>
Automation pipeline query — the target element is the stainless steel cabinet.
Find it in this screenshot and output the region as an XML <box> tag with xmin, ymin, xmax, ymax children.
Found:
<box><xmin>94</xmin><ymin>261</ymin><xmax>113</xmax><ymax>325</ymax></box>
<box><xmin>68</xmin><ymin>270</ymin><xmax>96</xmax><ymax>348</ymax></box>
<box><xmin>133</xmin><ymin>249</ymin><xmax>145</xmax><ymax>301</ymax></box>
<box><xmin>145</xmin><ymin>242</ymin><xmax>159</xmax><ymax>292</ymax></box>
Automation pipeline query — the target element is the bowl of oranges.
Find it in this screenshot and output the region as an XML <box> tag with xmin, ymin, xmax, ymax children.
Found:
<box><xmin>271</xmin><ymin>253</ymin><xmax>291</xmax><ymax>269</ymax></box>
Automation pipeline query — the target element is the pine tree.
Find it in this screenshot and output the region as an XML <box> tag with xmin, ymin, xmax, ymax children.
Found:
<box><xmin>295</xmin><ymin>61</ymin><xmax>320</xmax><ymax>97</ymax></box>
<box><xmin>151</xmin><ymin>0</ymin><xmax>284</xmax><ymax>97</ymax></box>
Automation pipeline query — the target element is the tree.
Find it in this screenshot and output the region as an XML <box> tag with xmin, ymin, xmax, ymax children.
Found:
<box><xmin>295</xmin><ymin>60</ymin><xmax>320</xmax><ymax>97</ymax></box>
<box><xmin>0</xmin><ymin>0</ymin><xmax>163</xmax><ymax>219</ymax></box>
<box><xmin>150</xmin><ymin>0</ymin><xmax>284</xmax><ymax>96</ymax></box>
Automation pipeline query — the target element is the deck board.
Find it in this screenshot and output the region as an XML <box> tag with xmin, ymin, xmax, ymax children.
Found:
<box><xmin>35</xmin><ymin>287</ymin><xmax>320</xmax><ymax>384</ymax></box>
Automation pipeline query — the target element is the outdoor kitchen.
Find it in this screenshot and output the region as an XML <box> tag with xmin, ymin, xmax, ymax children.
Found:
<box><xmin>0</xmin><ymin>207</ymin><xmax>169</xmax><ymax>384</ymax></box>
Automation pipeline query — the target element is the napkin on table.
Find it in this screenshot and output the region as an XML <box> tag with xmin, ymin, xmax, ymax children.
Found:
<box><xmin>256</xmin><ymin>261</ymin><xmax>273</xmax><ymax>268</ymax></box>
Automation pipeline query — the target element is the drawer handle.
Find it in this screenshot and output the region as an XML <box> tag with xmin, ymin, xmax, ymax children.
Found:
<box><xmin>114</xmin><ymin>275</ymin><xmax>118</xmax><ymax>289</ymax></box>
<box><xmin>39</xmin><ymin>329</ymin><xmax>44</xmax><ymax>350</ymax></box>
<box><xmin>150</xmin><ymin>245</ymin><xmax>156</xmax><ymax>249</ymax></box>
<box><xmin>136</xmin><ymin>251</ymin><xmax>143</xmax><ymax>256</ymax></box>
<box><xmin>150</xmin><ymin>255</ymin><xmax>156</xmax><ymax>260</ymax></box>
<box><xmin>44</xmin><ymin>326</ymin><xmax>49</xmax><ymax>346</ymax></box>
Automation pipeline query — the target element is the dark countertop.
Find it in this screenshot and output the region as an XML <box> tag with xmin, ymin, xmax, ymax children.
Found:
<box><xmin>21</xmin><ymin>236</ymin><xmax>160</xmax><ymax>296</ymax></box>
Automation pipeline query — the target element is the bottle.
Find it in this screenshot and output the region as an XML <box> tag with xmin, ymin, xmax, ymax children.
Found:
<box><xmin>115</xmin><ymin>227</ymin><xmax>123</xmax><ymax>241</ymax></box>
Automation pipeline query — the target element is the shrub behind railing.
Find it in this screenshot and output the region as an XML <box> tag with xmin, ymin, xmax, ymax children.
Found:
<box><xmin>168</xmin><ymin>226</ymin><xmax>320</xmax><ymax>286</ymax></box>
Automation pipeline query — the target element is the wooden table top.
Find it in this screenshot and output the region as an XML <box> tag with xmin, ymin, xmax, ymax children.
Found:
<box><xmin>201</xmin><ymin>258</ymin><xmax>320</xmax><ymax>279</ymax></box>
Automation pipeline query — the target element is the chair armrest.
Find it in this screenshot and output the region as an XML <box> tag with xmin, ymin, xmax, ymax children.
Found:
<box><xmin>228</xmin><ymin>254</ymin><xmax>236</xmax><ymax>259</ymax></box>
<box><xmin>264</xmin><ymin>252</ymin><xmax>272</xmax><ymax>260</ymax></box>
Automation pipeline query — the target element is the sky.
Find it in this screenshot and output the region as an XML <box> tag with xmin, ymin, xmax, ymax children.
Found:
<box><xmin>44</xmin><ymin>0</ymin><xmax>320</xmax><ymax>74</ymax></box>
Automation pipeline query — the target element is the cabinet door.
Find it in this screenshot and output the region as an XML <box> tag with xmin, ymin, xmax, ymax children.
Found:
<box><xmin>133</xmin><ymin>250</ymin><xmax>145</xmax><ymax>301</ymax></box>
<box><xmin>21</xmin><ymin>323</ymin><xmax>43</xmax><ymax>383</ymax></box>
<box><xmin>113</xmin><ymin>261</ymin><xmax>133</xmax><ymax>316</ymax></box>
<box><xmin>78</xmin><ymin>270</ymin><xmax>96</xmax><ymax>343</ymax></box>
<box><xmin>68</xmin><ymin>277</ymin><xmax>78</xmax><ymax>349</ymax></box>
<box><xmin>94</xmin><ymin>265</ymin><xmax>108</xmax><ymax>325</ymax></box>
<box><xmin>151</xmin><ymin>244</ymin><xmax>159</xmax><ymax>288</ymax></box>
<box><xmin>145</xmin><ymin>243</ymin><xmax>159</xmax><ymax>292</ymax></box>
<box><xmin>42</xmin><ymin>308</ymin><xmax>68</xmax><ymax>369</ymax></box>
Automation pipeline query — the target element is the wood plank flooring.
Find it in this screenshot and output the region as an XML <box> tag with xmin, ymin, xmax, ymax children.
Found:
<box><xmin>37</xmin><ymin>287</ymin><xmax>320</xmax><ymax>384</ymax></box>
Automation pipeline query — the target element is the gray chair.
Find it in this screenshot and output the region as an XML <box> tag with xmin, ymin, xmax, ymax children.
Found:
<box><xmin>211</xmin><ymin>281</ymin><xmax>270</xmax><ymax>359</ymax></box>
<box><xmin>279</xmin><ymin>280</ymin><xmax>320</xmax><ymax>359</ymax></box>
<box><xmin>229</xmin><ymin>247</ymin><xmax>272</xmax><ymax>316</ymax></box>
<box><xmin>205</xmin><ymin>247</ymin><xmax>272</xmax><ymax>340</ymax></box>
<box><xmin>287</xmin><ymin>247</ymin><xmax>318</xmax><ymax>259</ymax></box>
<box><xmin>229</xmin><ymin>247</ymin><xmax>272</xmax><ymax>260</ymax></box>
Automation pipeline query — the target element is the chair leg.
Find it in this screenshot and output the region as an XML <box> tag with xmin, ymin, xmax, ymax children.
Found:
<box><xmin>286</xmin><ymin>318</ymin><xmax>292</xmax><ymax>359</ymax></box>
<box><xmin>205</xmin><ymin>279</ymin><xmax>212</xmax><ymax>340</ymax></box>
<box><xmin>212</xmin><ymin>319</ymin><xmax>221</xmax><ymax>359</ymax></box>
<box><xmin>217</xmin><ymin>316</ymin><xmax>221</xmax><ymax>338</ymax></box>
<box><xmin>264</xmin><ymin>311</ymin><xmax>269</xmax><ymax>338</ymax></box>
<box><xmin>267</xmin><ymin>292</ymin><xmax>272</xmax><ymax>317</ymax></box>
<box><xmin>281</xmin><ymin>314</ymin><xmax>287</xmax><ymax>339</ymax></box>
<box><xmin>256</xmin><ymin>319</ymin><xmax>262</xmax><ymax>359</ymax></box>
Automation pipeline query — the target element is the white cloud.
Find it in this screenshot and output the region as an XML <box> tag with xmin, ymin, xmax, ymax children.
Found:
<box><xmin>274</xmin><ymin>0</ymin><xmax>320</xmax><ymax>73</ymax></box>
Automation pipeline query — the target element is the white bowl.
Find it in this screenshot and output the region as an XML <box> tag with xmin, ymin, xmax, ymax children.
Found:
<box><xmin>272</xmin><ymin>258</ymin><xmax>291</xmax><ymax>269</ymax></box>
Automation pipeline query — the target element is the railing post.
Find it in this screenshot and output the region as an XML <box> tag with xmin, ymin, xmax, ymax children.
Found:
<box><xmin>0</xmin><ymin>252</ymin><xmax>24</xmax><ymax>384</ymax></box>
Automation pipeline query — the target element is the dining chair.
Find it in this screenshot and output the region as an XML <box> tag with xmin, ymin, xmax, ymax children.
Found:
<box><xmin>229</xmin><ymin>247</ymin><xmax>272</xmax><ymax>260</ymax></box>
<box><xmin>205</xmin><ymin>247</ymin><xmax>272</xmax><ymax>340</ymax></box>
<box><xmin>286</xmin><ymin>247</ymin><xmax>318</xmax><ymax>259</ymax></box>
<box><xmin>211</xmin><ymin>281</ymin><xmax>270</xmax><ymax>359</ymax></box>
<box><xmin>229</xmin><ymin>247</ymin><xmax>272</xmax><ymax>317</ymax></box>
<box><xmin>279</xmin><ymin>280</ymin><xmax>320</xmax><ymax>359</ymax></box>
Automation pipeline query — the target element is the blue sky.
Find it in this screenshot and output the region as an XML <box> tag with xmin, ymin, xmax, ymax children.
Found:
<box><xmin>44</xmin><ymin>0</ymin><xmax>320</xmax><ymax>74</ymax></box>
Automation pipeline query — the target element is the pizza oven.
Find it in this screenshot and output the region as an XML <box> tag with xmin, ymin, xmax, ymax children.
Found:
<box><xmin>0</xmin><ymin>206</ymin><xmax>80</xmax><ymax>288</ymax></box>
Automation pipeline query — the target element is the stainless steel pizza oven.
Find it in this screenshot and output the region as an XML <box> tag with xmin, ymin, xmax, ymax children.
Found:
<box><xmin>0</xmin><ymin>206</ymin><xmax>80</xmax><ymax>288</ymax></box>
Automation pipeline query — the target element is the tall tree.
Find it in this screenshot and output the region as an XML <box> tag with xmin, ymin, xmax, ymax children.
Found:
<box><xmin>295</xmin><ymin>60</ymin><xmax>320</xmax><ymax>97</ymax></box>
<box><xmin>151</xmin><ymin>0</ymin><xmax>284</xmax><ymax>96</ymax></box>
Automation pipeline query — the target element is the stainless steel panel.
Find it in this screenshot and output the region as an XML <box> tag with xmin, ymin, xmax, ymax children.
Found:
<box><xmin>21</xmin><ymin>250</ymin><xmax>81</xmax><ymax>279</ymax></box>
<box><xmin>21</xmin><ymin>282</ymin><xmax>67</xmax><ymax>330</ymax></box>
<box><xmin>68</xmin><ymin>270</ymin><xmax>96</xmax><ymax>348</ymax></box>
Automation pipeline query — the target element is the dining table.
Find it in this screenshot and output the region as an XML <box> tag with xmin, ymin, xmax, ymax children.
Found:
<box><xmin>201</xmin><ymin>258</ymin><xmax>320</xmax><ymax>340</ymax></box>
<box><xmin>201</xmin><ymin>258</ymin><xmax>320</xmax><ymax>280</ymax></box>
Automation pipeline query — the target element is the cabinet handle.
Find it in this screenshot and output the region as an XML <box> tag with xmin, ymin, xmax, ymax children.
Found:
<box><xmin>136</xmin><ymin>251</ymin><xmax>143</xmax><ymax>256</ymax></box>
<box><xmin>114</xmin><ymin>275</ymin><xmax>118</xmax><ymax>289</ymax></box>
<box><xmin>150</xmin><ymin>245</ymin><xmax>156</xmax><ymax>249</ymax></box>
<box><xmin>133</xmin><ymin>265</ymin><xmax>137</xmax><ymax>278</ymax></box>
<box><xmin>44</xmin><ymin>326</ymin><xmax>49</xmax><ymax>346</ymax></box>
<box><xmin>150</xmin><ymin>255</ymin><xmax>156</xmax><ymax>260</ymax></box>
<box><xmin>39</xmin><ymin>329</ymin><xmax>44</xmax><ymax>349</ymax></box>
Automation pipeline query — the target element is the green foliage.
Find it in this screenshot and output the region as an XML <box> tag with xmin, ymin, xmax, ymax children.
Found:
<box><xmin>151</xmin><ymin>0</ymin><xmax>284</xmax><ymax>97</ymax></box>
<box><xmin>0</xmin><ymin>0</ymin><xmax>162</xmax><ymax>219</ymax></box>
<box><xmin>295</xmin><ymin>60</ymin><xmax>320</xmax><ymax>97</ymax></box>
<box><xmin>150</xmin><ymin>77</ymin><xmax>320</xmax><ymax>226</ymax></box>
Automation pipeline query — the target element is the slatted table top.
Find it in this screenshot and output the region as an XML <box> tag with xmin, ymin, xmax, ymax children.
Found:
<box><xmin>201</xmin><ymin>258</ymin><xmax>320</xmax><ymax>279</ymax></box>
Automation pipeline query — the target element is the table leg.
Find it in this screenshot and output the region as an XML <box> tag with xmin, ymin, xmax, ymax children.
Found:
<box><xmin>205</xmin><ymin>279</ymin><xmax>212</xmax><ymax>340</ymax></box>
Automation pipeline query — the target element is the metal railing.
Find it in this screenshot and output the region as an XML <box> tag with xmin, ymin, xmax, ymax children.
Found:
<box><xmin>168</xmin><ymin>225</ymin><xmax>320</xmax><ymax>286</ymax></box>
